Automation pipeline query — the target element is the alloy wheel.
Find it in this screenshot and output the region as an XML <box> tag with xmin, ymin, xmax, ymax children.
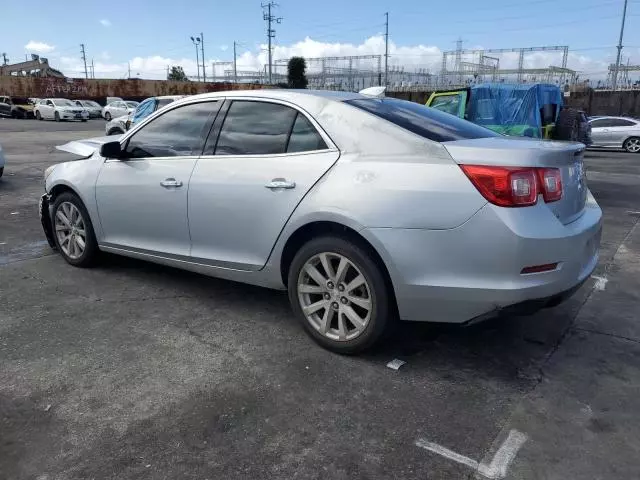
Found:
<box><xmin>54</xmin><ymin>202</ymin><xmax>87</xmax><ymax>260</ymax></box>
<box><xmin>625</xmin><ymin>138</ymin><xmax>640</xmax><ymax>153</ymax></box>
<box><xmin>297</xmin><ymin>252</ymin><xmax>373</xmax><ymax>342</ymax></box>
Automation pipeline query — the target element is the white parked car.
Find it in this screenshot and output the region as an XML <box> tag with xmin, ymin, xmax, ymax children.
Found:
<box><xmin>72</xmin><ymin>100</ymin><xmax>102</xmax><ymax>118</ymax></box>
<box><xmin>102</xmin><ymin>101</ymin><xmax>139</xmax><ymax>121</ymax></box>
<box><xmin>34</xmin><ymin>98</ymin><xmax>89</xmax><ymax>122</ymax></box>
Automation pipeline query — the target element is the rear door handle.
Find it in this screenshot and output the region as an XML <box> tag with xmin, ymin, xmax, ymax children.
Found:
<box><xmin>265</xmin><ymin>178</ymin><xmax>296</xmax><ymax>190</ymax></box>
<box><xmin>160</xmin><ymin>178</ymin><xmax>183</xmax><ymax>188</ymax></box>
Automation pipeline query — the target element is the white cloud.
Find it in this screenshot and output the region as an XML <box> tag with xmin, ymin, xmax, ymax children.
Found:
<box><xmin>100</xmin><ymin>19</ymin><xmax>111</xmax><ymax>27</ymax></box>
<box><xmin>24</xmin><ymin>41</ymin><xmax>55</xmax><ymax>54</ymax></box>
<box><xmin>219</xmin><ymin>45</ymin><xmax>229</xmax><ymax>52</ymax></box>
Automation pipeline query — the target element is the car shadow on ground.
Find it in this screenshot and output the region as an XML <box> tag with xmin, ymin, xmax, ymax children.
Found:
<box><xmin>97</xmin><ymin>252</ymin><xmax>576</xmax><ymax>380</ymax></box>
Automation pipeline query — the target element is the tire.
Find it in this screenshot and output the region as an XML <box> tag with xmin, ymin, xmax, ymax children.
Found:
<box><xmin>0</xmin><ymin>167</ymin><xmax>4</xmax><ymax>178</ymax></box>
<box><xmin>623</xmin><ymin>137</ymin><xmax>640</xmax><ymax>154</ymax></box>
<box><xmin>81</xmin><ymin>119</ymin><xmax>87</xmax><ymax>122</ymax></box>
<box><xmin>10</xmin><ymin>111</ymin><xmax>16</xmax><ymax>119</ymax></box>
<box><xmin>36</xmin><ymin>110</ymin><xmax>42</xmax><ymax>121</ymax></box>
<box><xmin>108</xmin><ymin>128</ymin><xmax>124</xmax><ymax>136</ymax></box>
<box><xmin>555</xmin><ymin>108</ymin><xmax>580</xmax><ymax>141</ymax></box>
<box><xmin>104</xmin><ymin>112</ymin><xmax>112</xmax><ymax>121</ymax></box>
<box><xmin>54</xmin><ymin>111</ymin><xmax>60</xmax><ymax>122</ymax></box>
<box><xmin>287</xmin><ymin>236</ymin><xmax>392</xmax><ymax>354</ymax></box>
<box><xmin>51</xmin><ymin>192</ymin><xmax>99</xmax><ymax>267</ymax></box>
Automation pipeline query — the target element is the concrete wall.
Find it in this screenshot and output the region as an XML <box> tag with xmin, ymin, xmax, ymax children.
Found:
<box><xmin>0</xmin><ymin>77</ymin><xmax>266</xmax><ymax>104</ymax></box>
<box><xmin>387</xmin><ymin>88</ymin><xmax>640</xmax><ymax>117</ymax></box>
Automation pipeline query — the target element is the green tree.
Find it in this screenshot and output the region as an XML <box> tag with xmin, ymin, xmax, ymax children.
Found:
<box><xmin>287</xmin><ymin>56</ymin><xmax>308</xmax><ymax>89</ymax></box>
<box><xmin>167</xmin><ymin>66</ymin><xmax>189</xmax><ymax>81</ymax></box>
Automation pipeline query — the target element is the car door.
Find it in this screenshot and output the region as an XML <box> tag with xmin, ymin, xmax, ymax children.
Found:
<box><xmin>588</xmin><ymin>118</ymin><xmax>612</xmax><ymax>146</ymax></box>
<box><xmin>95</xmin><ymin>100</ymin><xmax>221</xmax><ymax>257</ymax></box>
<box><xmin>608</xmin><ymin>118</ymin><xmax>638</xmax><ymax>147</ymax></box>
<box><xmin>0</xmin><ymin>97</ymin><xmax>10</xmax><ymax>116</ymax></box>
<box><xmin>43</xmin><ymin>100</ymin><xmax>55</xmax><ymax>119</ymax></box>
<box><xmin>188</xmin><ymin>99</ymin><xmax>340</xmax><ymax>270</ymax></box>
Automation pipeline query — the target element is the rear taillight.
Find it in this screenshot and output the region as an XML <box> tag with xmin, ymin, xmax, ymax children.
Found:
<box><xmin>460</xmin><ymin>165</ymin><xmax>563</xmax><ymax>208</ymax></box>
<box><xmin>537</xmin><ymin>168</ymin><xmax>562</xmax><ymax>203</ymax></box>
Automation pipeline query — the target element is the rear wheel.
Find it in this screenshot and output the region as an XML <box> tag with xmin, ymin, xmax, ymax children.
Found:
<box><xmin>287</xmin><ymin>236</ymin><xmax>392</xmax><ymax>354</ymax></box>
<box><xmin>51</xmin><ymin>192</ymin><xmax>99</xmax><ymax>267</ymax></box>
<box><xmin>624</xmin><ymin>137</ymin><xmax>640</xmax><ymax>153</ymax></box>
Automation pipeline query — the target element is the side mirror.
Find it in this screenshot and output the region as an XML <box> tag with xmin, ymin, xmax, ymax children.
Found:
<box><xmin>100</xmin><ymin>141</ymin><xmax>122</xmax><ymax>159</ymax></box>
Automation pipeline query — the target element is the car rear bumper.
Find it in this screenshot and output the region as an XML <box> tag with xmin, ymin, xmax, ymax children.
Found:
<box><xmin>364</xmin><ymin>190</ymin><xmax>603</xmax><ymax>323</ymax></box>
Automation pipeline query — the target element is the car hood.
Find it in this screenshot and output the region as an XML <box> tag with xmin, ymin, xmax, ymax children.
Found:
<box><xmin>15</xmin><ymin>104</ymin><xmax>34</xmax><ymax>111</ymax></box>
<box><xmin>56</xmin><ymin>136</ymin><xmax>119</xmax><ymax>158</ymax></box>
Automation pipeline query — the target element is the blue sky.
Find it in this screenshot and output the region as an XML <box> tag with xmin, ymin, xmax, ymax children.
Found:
<box><xmin>2</xmin><ymin>0</ymin><xmax>639</xmax><ymax>80</ymax></box>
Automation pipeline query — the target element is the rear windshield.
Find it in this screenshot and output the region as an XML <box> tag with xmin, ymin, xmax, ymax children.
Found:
<box><xmin>345</xmin><ymin>97</ymin><xmax>500</xmax><ymax>143</ymax></box>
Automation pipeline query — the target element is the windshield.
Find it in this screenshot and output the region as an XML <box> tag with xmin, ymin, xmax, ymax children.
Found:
<box><xmin>13</xmin><ymin>97</ymin><xmax>31</xmax><ymax>104</ymax></box>
<box><xmin>126</xmin><ymin>101</ymin><xmax>139</xmax><ymax>108</ymax></box>
<box><xmin>346</xmin><ymin>97</ymin><xmax>499</xmax><ymax>143</ymax></box>
<box><xmin>82</xmin><ymin>100</ymin><xmax>100</xmax><ymax>108</ymax></box>
<box><xmin>53</xmin><ymin>99</ymin><xmax>75</xmax><ymax>107</ymax></box>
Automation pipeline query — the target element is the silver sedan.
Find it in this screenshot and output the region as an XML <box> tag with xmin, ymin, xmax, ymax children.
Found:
<box><xmin>589</xmin><ymin>116</ymin><xmax>640</xmax><ymax>153</ymax></box>
<box><xmin>40</xmin><ymin>90</ymin><xmax>602</xmax><ymax>353</ymax></box>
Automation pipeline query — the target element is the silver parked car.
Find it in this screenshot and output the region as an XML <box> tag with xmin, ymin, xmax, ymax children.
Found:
<box><xmin>40</xmin><ymin>90</ymin><xmax>602</xmax><ymax>353</ymax></box>
<box><xmin>589</xmin><ymin>116</ymin><xmax>640</xmax><ymax>153</ymax></box>
<box><xmin>72</xmin><ymin>100</ymin><xmax>102</xmax><ymax>118</ymax></box>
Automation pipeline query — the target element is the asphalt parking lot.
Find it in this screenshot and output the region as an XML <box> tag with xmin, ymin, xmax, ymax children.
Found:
<box><xmin>1</xmin><ymin>119</ymin><xmax>639</xmax><ymax>480</ymax></box>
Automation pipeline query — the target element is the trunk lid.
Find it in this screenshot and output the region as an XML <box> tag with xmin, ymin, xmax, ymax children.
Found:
<box><xmin>443</xmin><ymin>137</ymin><xmax>587</xmax><ymax>224</ymax></box>
<box><xmin>56</xmin><ymin>135</ymin><xmax>119</xmax><ymax>158</ymax></box>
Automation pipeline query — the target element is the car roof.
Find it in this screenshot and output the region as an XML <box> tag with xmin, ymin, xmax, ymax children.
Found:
<box><xmin>174</xmin><ymin>89</ymin><xmax>363</xmax><ymax>103</ymax></box>
<box><xmin>590</xmin><ymin>115</ymin><xmax>638</xmax><ymax>121</ymax></box>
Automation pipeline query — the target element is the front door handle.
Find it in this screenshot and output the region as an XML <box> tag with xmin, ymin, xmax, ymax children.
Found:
<box><xmin>265</xmin><ymin>178</ymin><xmax>296</xmax><ymax>190</ymax></box>
<box><xmin>160</xmin><ymin>178</ymin><xmax>183</xmax><ymax>188</ymax></box>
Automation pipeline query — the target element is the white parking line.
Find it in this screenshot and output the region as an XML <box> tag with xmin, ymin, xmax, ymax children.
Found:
<box><xmin>415</xmin><ymin>429</ymin><xmax>527</xmax><ymax>479</ymax></box>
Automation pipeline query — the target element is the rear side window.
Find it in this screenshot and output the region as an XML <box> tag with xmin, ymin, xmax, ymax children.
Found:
<box><xmin>345</xmin><ymin>97</ymin><xmax>499</xmax><ymax>143</ymax></box>
<box><xmin>610</xmin><ymin>119</ymin><xmax>636</xmax><ymax>127</ymax></box>
<box><xmin>215</xmin><ymin>101</ymin><xmax>298</xmax><ymax>155</ymax></box>
<box><xmin>287</xmin><ymin>113</ymin><xmax>327</xmax><ymax>153</ymax></box>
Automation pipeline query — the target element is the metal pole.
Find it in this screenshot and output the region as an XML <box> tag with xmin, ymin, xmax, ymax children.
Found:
<box><xmin>268</xmin><ymin>3</ymin><xmax>272</xmax><ymax>83</ymax></box>
<box><xmin>201</xmin><ymin>33</ymin><xmax>206</xmax><ymax>82</ymax></box>
<box><xmin>612</xmin><ymin>0</ymin><xmax>628</xmax><ymax>90</ymax></box>
<box><xmin>233</xmin><ymin>41</ymin><xmax>238</xmax><ymax>84</ymax></box>
<box><xmin>194</xmin><ymin>42</ymin><xmax>200</xmax><ymax>81</ymax></box>
<box><xmin>80</xmin><ymin>44</ymin><xmax>88</xmax><ymax>79</ymax></box>
<box><xmin>384</xmin><ymin>12</ymin><xmax>389</xmax><ymax>86</ymax></box>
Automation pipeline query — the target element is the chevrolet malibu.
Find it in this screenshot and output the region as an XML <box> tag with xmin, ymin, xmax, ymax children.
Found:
<box><xmin>40</xmin><ymin>90</ymin><xmax>602</xmax><ymax>354</ymax></box>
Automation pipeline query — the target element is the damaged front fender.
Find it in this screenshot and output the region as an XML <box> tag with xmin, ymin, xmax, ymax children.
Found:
<box><xmin>39</xmin><ymin>194</ymin><xmax>57</xmax><ymax>249</ymax></box>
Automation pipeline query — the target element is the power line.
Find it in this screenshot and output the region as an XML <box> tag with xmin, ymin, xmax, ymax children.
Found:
<box><xmin>262</xmin><ymin>1</ymin><xmax>282</xmax><ymax>84</ymax></box>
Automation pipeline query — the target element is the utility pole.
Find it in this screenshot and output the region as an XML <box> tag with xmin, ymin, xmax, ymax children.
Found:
<box><xmin>127</xmin><ymin>62</ymin><xmax>131</xmax><ymax>79</ymax></box>
<box><xmin>612</xmin><ymin>0</ymin><xmax>628</xmax><ymax>90</ymax></box>
<box><xmin>80</xmin><ymin>43</ymin><xmax>88</xmax><ymax>79</ymax></box>
<box><xmin>1</xmin><ymin>52</ymin><xmax>8</xmax><ymax>65</ymax></box>
<box><xmin>200</xmin><ymin>32</ymin><xmax>206</xmax><ymax>82</ymax></box>
<box><xmin>233</xmin><ymin>41</ymin><xmax>238</xmax><ymax>84</ymax></box>
<box><xmin>262</xmin><ymin>2</ymin><xmax>282</xmax><ymax>84</ymax></box>
<box><xmin>91</xmin><ymin>58</ymin><xmax>95</xmax><ymax>78</ymax></box>
<box><xmin>384</xmin><ymin>12</ymin><xmax>389</xmax><ymax>86</ymax></box>
<box><xmin>191</xmin><ymin>36</ymin><xmax>201</xmax><ymax>81</ymax></box>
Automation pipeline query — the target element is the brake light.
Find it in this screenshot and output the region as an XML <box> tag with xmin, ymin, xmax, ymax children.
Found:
<box><xmin>537</xmin><ymin>168</ymin><xmax>562</xmax><ymax>202</ymax></box>
<box><xmin>460</xmin><ymin>165</ymin><xmax>563</xmax><ymax>207</ymax></box>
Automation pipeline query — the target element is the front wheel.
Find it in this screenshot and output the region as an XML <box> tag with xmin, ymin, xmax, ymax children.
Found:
<box><xmin>624</xmin><ymin>137</ymin><xmax>640</xmax><ymax>153</ymax></box>
<box><xmin>36</xmin><ymin>110</ymin><xmax>42</xmax><ymax>120</ymax></box>
<box><xmin>104</xmin><ymin>112</ymin><xmax>112</xmax><ymax>121</ymax></box>
<box><xmin>54</xmin><ymin>111</ymin><xmax>60</xmax><ymax>122</ymax></box>
<box><xmin>51</xmin><ymin>192</ymin><xmax>99</xmax><ymax>267</ymax></box>
<box><xmin>287</xmin><ymin>236</ymin><xmax>392</xmax><ymax>354</ymax></box>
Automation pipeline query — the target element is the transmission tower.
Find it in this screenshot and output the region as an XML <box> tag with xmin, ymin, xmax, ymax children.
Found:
<box><xmin>80</xmin><ymin>44</ymin><xmax>88</xmax><ymax>79</ymax></box>
<box><xmin>262</xmin><ymin>2</ymin><xmax>282</xmax><ymax>84</ymax></box>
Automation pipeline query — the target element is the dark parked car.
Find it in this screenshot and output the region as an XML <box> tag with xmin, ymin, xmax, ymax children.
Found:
<box><xmin>0</xmin><ymin>96</ymin><xmax>35</xmax><ymax>119</ymax></box>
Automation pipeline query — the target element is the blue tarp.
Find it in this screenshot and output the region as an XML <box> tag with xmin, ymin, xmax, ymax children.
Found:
<box><xmin>466</xmin><ymin>83</ymin><xmax>563</xmax><ymax>137</ymax></box>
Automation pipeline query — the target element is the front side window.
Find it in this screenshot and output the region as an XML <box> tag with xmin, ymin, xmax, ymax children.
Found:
<box><xmin>590</xmin><ymin>119</ymin><xmax>613</xmax><ymax>128</ymax></box>
<box><xmin>123</xmin><ymin>101</ymin><xmax>220</xmax><ymax>159</ymax></box>
<box><xmin>215</xmin><ymin>101</ymin><xmax>298</xmax><ymax>155</ymax></box>
<box><xmin>346</xmin><ymin>97</ymin><xmax>499</xmax><ymax>143</ymax></box>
